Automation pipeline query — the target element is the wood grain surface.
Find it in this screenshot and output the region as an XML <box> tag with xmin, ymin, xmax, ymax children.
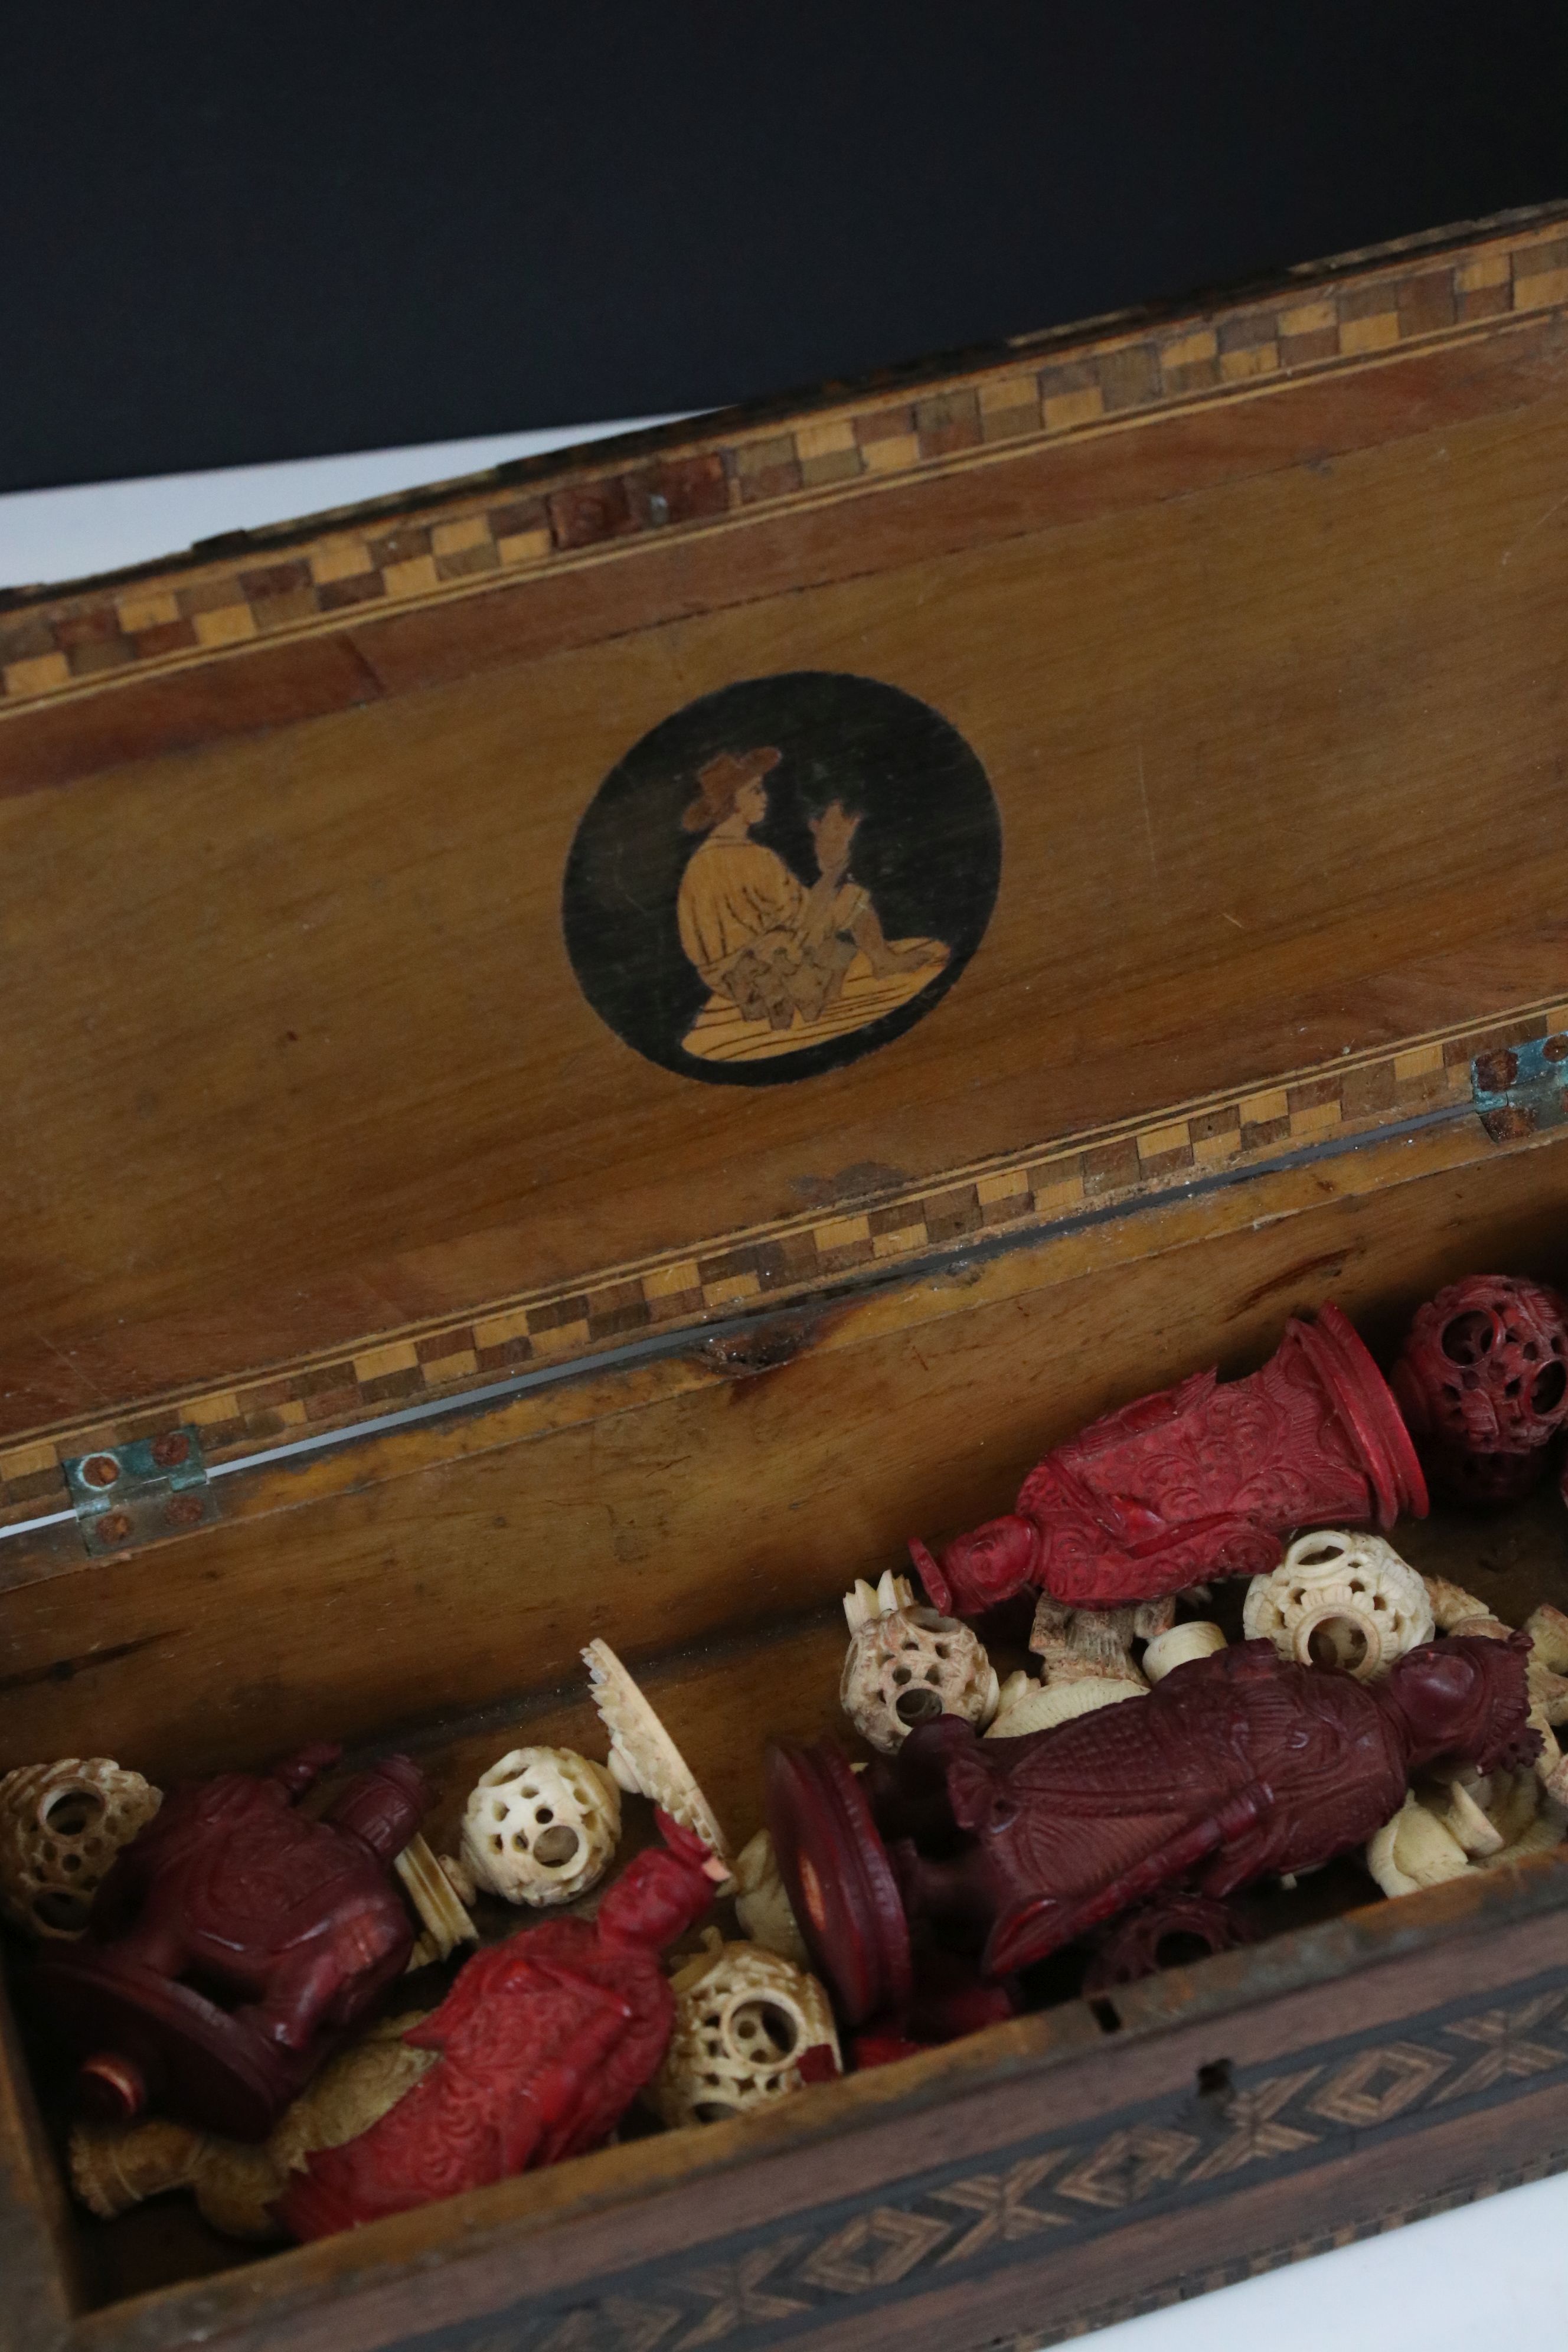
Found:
<box><xmin>5</xmin><ymin>212</ymin><xmax>1568</xmax><ymax>2352</ymax></box>
<box><xmin>2</xmin><ymin>1118</ymin><xmax>1562</xmax><ymax>1781</ymax></box>
<box><xmin>1</xmin><ymin>299</ymin><xmax>1565</xmax><ymax>1432</ymax></box>
<box><xmin>50</xmin><ymin>1867</ymin><xmax>1568</xmax><ymax>2352</ymax></box>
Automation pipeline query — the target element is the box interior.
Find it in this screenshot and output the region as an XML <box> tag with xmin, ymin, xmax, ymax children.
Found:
<box><xmin>4</xmin><ymin>1119</ymin><xmax>1567</xmax><ymax>2320</ymax></box>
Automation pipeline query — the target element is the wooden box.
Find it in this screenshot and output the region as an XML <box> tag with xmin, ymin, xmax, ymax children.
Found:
<box><xmin>5</xmin><ymin>200</ymin><xmax>1568</xmax><ymax>2352</ymax></box>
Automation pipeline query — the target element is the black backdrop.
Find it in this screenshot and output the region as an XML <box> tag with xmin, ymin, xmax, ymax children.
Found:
<box><xmin>5</xmin><ymin>3</ymin><xmax>1568</xmax><ymax>495</ymax></box>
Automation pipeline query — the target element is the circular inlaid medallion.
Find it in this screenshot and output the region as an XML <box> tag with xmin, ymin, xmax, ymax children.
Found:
<box><xmin>563</xmin><ymin>671</ymin><xmax>1001</xmax><ymax>1086</ymax></box>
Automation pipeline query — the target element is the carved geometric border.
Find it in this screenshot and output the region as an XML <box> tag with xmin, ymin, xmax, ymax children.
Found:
<box><xmin>2</xmin><ymin>213</ymin><xmax>1566</xmax><ymax>714</ymax></box>
<box><xmin>0</xmin><ymin>989</ymin><xmax>1559</xmax><ymax>1531</ymax></box>
<box><xmin>997</xmin><ymin>2138</ymin><xmax>1568</xmax><ymax>2352</ymax></box>
<box><xmin>393</xmin><ymin>1965</ymin><xmax>1568</xmax><ymax>2352</ymax></box>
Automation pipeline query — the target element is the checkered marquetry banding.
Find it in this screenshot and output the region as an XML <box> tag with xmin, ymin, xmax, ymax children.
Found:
<box><xmin>0</xmin><ymin>996</ymin><xmax>1559</xmax><ymax>1523</ymax></box>
<box><xmin>332</xmin><ymin>1964</ymin><xmax>1568</xmax><ymax>2352</ymax></box>
<box><xmin>3</xmin><ymin>214</ymin><xmax>1566</xmax><ymax>710</ymax></box>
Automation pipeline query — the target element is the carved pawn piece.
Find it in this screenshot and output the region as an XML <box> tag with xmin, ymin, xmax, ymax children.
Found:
<box><xmin>840</xmin><ymin>1570</ymin><xmax>998</xmax><ymax>1752</ymax></box>
<box><xmin>0</xmin><ymin>1760</ymin><xmax>162</xmax><ymax>1939</ymax></box>
<box><xmin>1242</xmin><ymin>1531</ymin><xmax>1434</xmax><ymax>1681</ymax></box>
<box><xmin>37</xmin><ymin>1745</ymin><xmax>429</xmax><ymax>2141</ymax></box>
<box><xmin>645</xmin><ymin>1930</ymin><xmax>841</xmax><ymax>2126</ymax></box>
<box><xmin>456</xmin><ymin>1747</ymin><xmax>622</xmax><ymax>1907</ymax></box>
<box><xmin>910</xmin><ymin>1303</ymin><xmax>1425</xmax><ymax>1613</ymax></box>
<box><xmin>1081</xmin><ymin>1892</ymin><xmax>1256</xmax><ymax>1993</ymax></box>
<box><xmin>1392</xmin><ymin>1274</ymin><xmax>1568</xmax><ymax>1504</ymax></box>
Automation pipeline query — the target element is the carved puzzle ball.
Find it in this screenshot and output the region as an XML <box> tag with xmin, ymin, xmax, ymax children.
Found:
<box><xmin>1393</xmin><ymin>1275</ymin><xmax>1568</xmax><ymax>1456</ymax></box>
<box><xmin>840</xmin><ymin>1603</ymin><xmax>999</xmax><ymax>1755</ymax></box>
<box><xmin>1242</xmin><ymin>1530</ymin><xmax>1434</xmax><ymax>1681</ymax></box>
<box><xmin>458</xmin><ymin>1747</ymin><xmax>622</xmax><ymax>1908</ymax></box>
<box><xmin>0</xmin><ymin>1760</ymin><xmax>162</xmax><ymax>1939</ymax></box>
<box><xmin>645</xmin><ymin>1934</ymin><xmax>840</xmax><ymax>2128</ymax></box>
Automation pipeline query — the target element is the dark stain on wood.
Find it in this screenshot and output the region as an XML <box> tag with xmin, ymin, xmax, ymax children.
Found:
<box><xmin>1228</xmin><ymin>1249</ymin><xmax>1356</xmax><ymax>1317</ymax></box>
<box><xmin>0</xmin><ymin>1629</ymin><xmax>174</xmax><ymax>1696</ymax></box>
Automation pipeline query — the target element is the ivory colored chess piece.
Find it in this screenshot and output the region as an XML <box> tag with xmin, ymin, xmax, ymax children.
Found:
<box><xmin>645</xmin><ymin>1930</ymin><xmax>840</xmax><ymax>2127</ymax></box>
<box><xmin>1243</xmin><ymin>1530</ymin><xmax>1434</xmax><ymax>1681</ymax></box>
<box><xmin>68</xmin><ymin>2012</ymin><xmax>438</xmax><ymax>2239</ymax></box>
<box><xmin>839</xmin><ymin>1570</ymin><xmax>998</xmax><ymax>1752</ymax></box>
<box><xmin>0</xmin><ymin>1759</ymin><xmax>162</xmax><ymax>1939</ymax></box>
<box><xmin>455</xmin><ymin>1747</ymin><xmax>622</xmax><ymax>1907</ymax></box>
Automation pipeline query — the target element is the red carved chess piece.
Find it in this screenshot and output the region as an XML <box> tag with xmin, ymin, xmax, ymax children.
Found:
<box><xmin>37</xmin><ymin>1744</ymin><xmax>427</xmax><ymax>2141</ymax></box>
<box><xmin>1391</xmin><ymin>1274</ymin><xmax>1568</xmax><ymax>1507</ymax></box>
<box><xmin>909</xmin><ymin>1302</ymin><xmax>1426</xmax><ymax>1612</ymax></box>
<box><xmin>276</xmin><ymin>1814</ymin><xmax>724</xmax><ymax>2239</ymax></box>
<box><xmin>768</xmin><ymin>1634</ymin><xmax>1534</xmax><ymax>2005</ymax></box>
<box><xmin>1080</xmin><ymin>1890</ymin><xmax>1256</xmax><ymax>1994</ymax></box>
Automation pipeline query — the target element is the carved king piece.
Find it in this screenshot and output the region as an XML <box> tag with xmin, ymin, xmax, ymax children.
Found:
<box><xmin>768</xmin><ymin>1633</ymin><xmax>1536</xmax><ymax>2009</ymax></box>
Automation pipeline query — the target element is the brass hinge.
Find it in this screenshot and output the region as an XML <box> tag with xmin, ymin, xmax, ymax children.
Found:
<box><xmin>61</xmin><ymin>1427</ymin><xmax>218</xmax><ymax>1556</ymax></box>
<box><xmin>1472</xmin><ymin>1032</ymin><xmax>1568</xmax><ymax>1142</ymax></box>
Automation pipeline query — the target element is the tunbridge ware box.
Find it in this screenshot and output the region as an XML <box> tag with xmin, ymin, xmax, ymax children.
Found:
<box><xmin>5</xmin><ymin>201</ymin><xmax>1568</xmax><ymax>2352</ymax></box>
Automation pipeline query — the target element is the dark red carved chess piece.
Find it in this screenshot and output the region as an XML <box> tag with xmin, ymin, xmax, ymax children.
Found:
<box><xmin>909</xmin><ymin>1302</ymin><xmax>1426</xmax><ymax>1613</ymax></box>
<box><xmin>768</xmin><ymin>1634</ymin><xmax>1534</xmax><ymax>2007</ymax></box>
<box><xmin>1391</xmin><ymin>1274</ymin><xmax>1568</xmax><ymax>1507</ymax></box>
<box><xmin>766</xmin><ymin>1743</ymin><xmax>912</xmax><ymax>2029</ymax></box>
<box><xmin>276</xmin><ymin>1814</ymin><xmax>723</xmax><ymax>2239</ymax></box>
<box><xmin>759</xmin><ymin>1748</ymin><xmax>1018</xmax><ymax>2042</ymax></box>
<box><xmin>37</xmin><ymin>1744</ymin><xmax>427</xmax><ymax>2142</ymax></box>
<box><xmin>1079</xmin><ymin>1890</ymin><xmax>1256</xmax><ymax>1995</ymax></box>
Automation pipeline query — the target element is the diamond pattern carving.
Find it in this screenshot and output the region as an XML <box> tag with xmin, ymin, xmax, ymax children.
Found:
<box><xmin>932</xmin><ymin>2152</ymin><xmax>1075</xmax><ymax>2263</ymax></box>
<box><xmin>1054</xmin><ymin>2125</ymin><xmax>1198</xmax><ymax>2210</ymax></box>
<box><xmin>1308</xmin><ymin>2040</ymin><xmax>1455</xmax><ymax>2126</ymax></box>
<box><xmin>802</xmin><ymin>2206</ymin><xmax>953</xmax><ymax>2292</ymax></box>
<box><xmin>410</xmin><ymin>1962</ymin><xmax>1568</xmax><ymax>2352</ymax></box>
<box><xmin>1185</xmin><ymin>2067</ymin><xmax>1323</xmax><ymax>2181</ymax></box>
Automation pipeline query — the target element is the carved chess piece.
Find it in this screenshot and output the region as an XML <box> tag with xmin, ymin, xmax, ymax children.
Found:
<box><xmin>37</xmin><ymin>1744</ymin><xmax>427</xmax><ymax>2141</ymax></box>
<box><xmin>0</xmin><ymin>1758</ymin><xmax>162</xmax><ymax>1939</ymax></box>
<box><xmin>276</xmin><ymin>1815</ymin><xmax>726</xmax><ymax>2239</ymax></box>
<box><xmin>768</xmin><ymin>1634</ymin><xmax>1534</xmax><ymax>2005</ymax></box>
<box><xmin>910</xmin><ymin>1303</ymin><xmax>1426</xmax><ymax>1612</ymax></box>
<box><xmin>1391</xmin><ymin>1273</ymin><xmax>1568</xmax><ymax>1505</ymax></box>
<box><xmin>1080</xmin><ymin>1890</ymin><xmax>1257</xmax><ymax>1993</ymax></box>
<box><xmin>68</xmin><ymin>2011</ymin><xmax>439</xmax><ymax>2239</ymax></box>
<box><xmin>645</xmin><ymin>1929</ymin><xmax>841</xmax><ymax>2127</ymax></box>
<box><xmin>839</xmin><ymin>1570</ymin><xmax>998</xmax><ymax>1753</ymax></box>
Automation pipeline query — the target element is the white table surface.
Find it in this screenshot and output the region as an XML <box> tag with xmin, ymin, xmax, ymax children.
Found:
<box><xmin>4</xmin><ymin>432</ymin><xmax>1567</xmax><ymax>2347</ymax></box>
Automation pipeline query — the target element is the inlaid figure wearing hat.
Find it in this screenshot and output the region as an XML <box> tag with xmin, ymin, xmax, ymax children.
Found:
<box><xmin>676</xmin><ymin>744</ymin><xmax>945</xmax><ymax>1057</ymax></box>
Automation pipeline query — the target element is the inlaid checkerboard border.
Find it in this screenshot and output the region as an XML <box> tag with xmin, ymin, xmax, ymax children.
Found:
<box><xmin>1</xmin><ymin>994</ymin><xmax>1558</xmax><ymax>1524</ymax></box>
<box><xmin>3</xmin><ymin>208</ymin><xmax>1567</xmax><ymax>713</ymax></box>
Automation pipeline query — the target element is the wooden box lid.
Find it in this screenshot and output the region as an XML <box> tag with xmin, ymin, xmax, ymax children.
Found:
<box><xmin>3</xmin><ymin>202</ymin><xmax>1567</xmax><ymax>1510</ymax></box>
